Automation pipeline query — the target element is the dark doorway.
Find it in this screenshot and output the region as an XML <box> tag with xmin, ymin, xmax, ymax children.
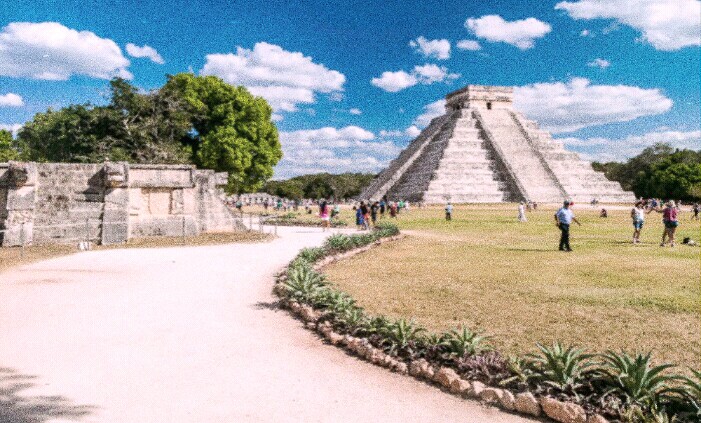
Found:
<box><xmin>486</xmin><ymin>102</ymin><xmax>492</xmax><ymax>110</ymax></box>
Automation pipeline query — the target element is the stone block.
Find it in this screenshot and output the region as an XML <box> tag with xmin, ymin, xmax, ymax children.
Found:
<box><xmin>104</xmin><ymin>188</ymin><xmax>129</xmax><ymax>207</ymax></box>
<box><xmin>128</xmin><ymin>165</ymin><xmax>194</xmax><ymax>188</ymax></box>
<box><xmin>6</xmin><ymin>186</ymin><xmax>35</xmax><ymax>210</ymax></box>
<box><xmin>514</xmin><ymin>392</ymin><xmax>541</xmax><ymax>416</ymax></box>
<box><xmin>8</xmin><ymin>161</ymin><xmax>37</xmax><ymax>187</ymax></box>
<box><xmin>104</xmin><ymin>162</ymin><xmax>128</xmax><ymax>188</ymax></box>
<box><xmin>540</xmin><ymin>397</ymin><xmax>586</xmax><ymax>423</ymax></box>
<box><xmin>101</xmin><ymin>222</ymin><xmax>128</xmax><ymax>245</ymax></box>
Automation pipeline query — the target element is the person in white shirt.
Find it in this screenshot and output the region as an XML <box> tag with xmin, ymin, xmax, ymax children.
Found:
<box><xmin>631</xmin><ymin>201</ymin><xmax>646</xmax><ymax>244</ymax></box>
<box><xmin>445</xmin><ymin>202</ymin><xmax>453</xmax><ymax>221</ymax></box>
<box><xmin>554</xmin><ymin>201</ymin><xmax>581</xmax><ymax>251</ymax></box>
<box><xmin>518</xmin><ymin>202</ymin><xmax>527</xmax><ymax>222</ymax></box>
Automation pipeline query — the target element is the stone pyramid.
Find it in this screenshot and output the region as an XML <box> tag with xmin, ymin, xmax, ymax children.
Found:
<box><xmin>361</xmin><ymin>85</ymin><xmax>635</xmax><ymax>204</ymax></box>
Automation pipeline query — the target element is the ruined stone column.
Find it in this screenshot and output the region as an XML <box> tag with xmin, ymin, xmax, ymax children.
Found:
<box><xmin>2</xmin><ymin>162</ymin><xmax>38</xmax><ymax>247</ymax></box>
<box><xmin>101</xmin><ymin>162</ymin><xmax>130</xmax><ymax>245</ymax></box>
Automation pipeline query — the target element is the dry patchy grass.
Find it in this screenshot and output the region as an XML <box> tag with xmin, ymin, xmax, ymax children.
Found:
<box><xmin>324</xmin><ymin>204</ymin><xmax>700</xmax><ymax>370</ymax></box>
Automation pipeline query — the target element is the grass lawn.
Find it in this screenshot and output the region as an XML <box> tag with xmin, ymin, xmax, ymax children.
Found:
<box><xmin>322</xmin><ymin>203</ymin><xmax>700</xmax><ymax>371</ymax></box>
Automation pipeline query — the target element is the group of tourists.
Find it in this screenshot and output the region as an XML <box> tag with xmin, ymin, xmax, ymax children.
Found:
<box><xmin>552</xmin><ymin>199</ymin><xmax>689</xmax><ymax>250</ymax></box>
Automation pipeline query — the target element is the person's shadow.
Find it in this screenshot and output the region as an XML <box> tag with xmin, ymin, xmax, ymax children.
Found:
<box><xmin>0</xmin><ymin>367</ymin><xmax>95</xmax><ymax>422</ymax></box>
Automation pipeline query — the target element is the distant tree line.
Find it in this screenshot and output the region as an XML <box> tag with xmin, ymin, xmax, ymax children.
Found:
<box><xmin>0</xmin><ymin>74</ymin><xmax>282</xmax><ymax>193</ymax></box>
<box><xmin>592</xmin><ymin>143</ymin><xmax>701</xmax><ymax>201</ymax></box>
<box><xmin>264</xmin><ymin>173</ymin><xmax>375</xmax><ymax>200</ymax></box>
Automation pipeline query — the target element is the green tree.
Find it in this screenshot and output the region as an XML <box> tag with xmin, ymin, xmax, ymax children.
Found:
<box><xmin>16</xmin><ymin>74</ymin><xmax>282</xmax><ymax>192</ymax></box>
<box><xmin>596</xmin><ymin>143</ymin><xmax>701</xmax><ymax>201</ymax></box>
<box><xmin>0</xmin><ymin>129</ymin><xmax>21</xmax><ymax>162</ymax></box>
<box><xmin>164</xmin><ymin>74</ymin><xmax>282</xmax><ymax>193</ymax></box>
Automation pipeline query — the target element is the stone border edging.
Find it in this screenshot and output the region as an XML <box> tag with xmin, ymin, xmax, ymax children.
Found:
<box><xmin>272</xmin><ymin>235</ymin><xmax>609</xmax><ymax>423</ymax></box>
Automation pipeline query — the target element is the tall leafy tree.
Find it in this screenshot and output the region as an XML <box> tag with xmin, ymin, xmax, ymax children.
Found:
<box><xmin>15</xmin><ymin>74</ymin><xmax>282</xmax><ymax>192</ymax></box>
<box><xmin>164</xmin><ymin>74</ymin><xmax>282</xmax><ymax>193</ymax></box>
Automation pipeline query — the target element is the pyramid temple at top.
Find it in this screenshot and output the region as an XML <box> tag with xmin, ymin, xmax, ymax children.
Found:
<box><xmin>361</xmin><ymin>85</ymin><xmax>635</xmax><ymax>204</ymax></box>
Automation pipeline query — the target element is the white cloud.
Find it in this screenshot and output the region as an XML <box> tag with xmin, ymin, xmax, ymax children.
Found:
<box><xmin>379</xmin><ymin>126</ymin><xmax>421</xmax><ymax>138</ymax></box>
<box><xmin>349</xmin><ymin>108</ymin><xmax>362</xmax><ymax>115</ymax></box>
<box><xmin>587</xmin><ymin>58</ymin><xmax>610</xmax><ymax>68</ymax></box>
<box><xmin>580</xmin><ymin>29</ymin><xmax>592</xmax><ymax>37</ymax></box>
<box><xmin>125</xmin><ymin>43</ymin><xmax>164</xmax><ymax>64</ymax></box>
<box><xmin>456</xmin><ymin>40</ymin><xmax>482</xmax><ymax>51</ymax></box>
<box><xmin>372</xmin><ymin>65</ymin><xmax>459</xmax><ymax>93</ymax></box>
<box><xmin>465</xmin><ymin>15</ymin><xmax>552</xmax><ymax>50</ymax></box>
<box><xmin>371</xmin><ymin>70</ymin><xmax>418</xmax><ymax>92</ymax></box>
<box><xmin>274</xmin><ymin>126</ymin><xmax>402</xmax><ymax>178</ymax></box>
<box><xmin>413</xmin><ymin>99</ymin><xmax>446</xmax><ymax>127</ymax></box>
<box><xmin>405</xmin><ymin>125</ymin><xmax>422</xmax><ymax>137</ymax></box>
<box><xmin>0</xmin><ymin>22</ymin><xmax>131</xmax><ymax>80</ymax></box>
<box><xmin>0</xmin><ymin>93</ymin><xmax>23</xmax><ymax>107</ymax></box>
<box><xmin>200</xmin><ymin>42</ymin><xmax>345</xmax><ymax>112</ymax></box>
<box><xmin>555</xmin><ymin>0</ymin><xmax>701</xmax><ymax>51</ymax></box>
<box><xmin>409</xmin><ymin>36</ymin><xmax>451</xmax><ymax>60</ymax></box>
<box><xmin>0</xmin><ymin>123</ymin><xmax>22</xmax><ymax>136</ymax></box>
<box><xmin>413</xmin><ymin>64</ymin><xmax>460</xmax><ymax>84</ymax></box>
<box><xmin>559</xmin><ymin>130</ymin><xmax>701</xmax><ymax>162</ymax></box>
<box><xmin>514</xmin><ymin>78</ymin><xmax>673</xmax><ymax>133</ymax></box>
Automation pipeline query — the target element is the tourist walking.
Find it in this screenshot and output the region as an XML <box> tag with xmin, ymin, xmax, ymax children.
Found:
<box><xmin>518</xmin><ymin>202</ymin><xmax>527</xmax><ymax>222</ymax></box>
<box><xmin>445</xmin><ymin>202</ymin><xmax>453</xmax><ymax>221</ymax></box>
<box><xmin>692</xmin><ymin>202</ymin><xmax>699</xmax><ymax>221</ymax></box>
<box><xmin>319</xmin><ymin>200</ymin><xmax>330</xmax><ymax>231</ymax></box>
<box><xmin>389</xmin><ymin>202</ymin><xmax>398</xmax><ymax>218</ymax></box>
<box><xmin>379</xmin><ymin>200</ymin><xmax>386</xmax><ymax>217</ymax></box>
<box><xmin>650</xmin><ymin>201</ymin><xmax>679</xmax><ymax>247</ymax></box>
<box><xmin>355</xmin><ymin>204</ymin><xmax>364</xmax><ymax>230</ymax></box>
<box><xmin>360</xmin><ymin>201</ymin><xmax>370</xmax><ymax>230</ymax></box>
<box><xmin>554</xmin><ymin>201</ymin><xmax>581</xmax><ymax>252</ymax></box>
<box><xmin>631</xmin><ymin>201</ymin><xmax>645</xmax><ymax>244</ymax></box>
<box><xmin>370</xmin><ymin>201</ymin><xmax>379</xmax><ymax>226</ymax></box>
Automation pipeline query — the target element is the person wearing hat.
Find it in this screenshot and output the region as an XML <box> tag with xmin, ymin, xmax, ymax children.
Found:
<box><xmin>554</xmin><ymin>201</ymin><xmax>581</xmax><ymax>251</ymax></box>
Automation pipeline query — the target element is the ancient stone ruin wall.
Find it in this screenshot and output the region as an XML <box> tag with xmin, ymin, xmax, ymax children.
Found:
<box><xmin>0</xmin><ymin>162</ymin><xmax>242</xmax><ymax>247</ymax></box>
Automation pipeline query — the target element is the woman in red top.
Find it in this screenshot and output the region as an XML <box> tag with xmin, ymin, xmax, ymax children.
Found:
<box><xmin>649</xmin><ymin>201</ymin><xmax>679</xmax><ymax>247</ymax></box>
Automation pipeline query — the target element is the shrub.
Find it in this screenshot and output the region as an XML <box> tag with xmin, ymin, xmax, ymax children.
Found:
<box><xmin>599</xmin><ymin>351</ymin><xmax>681</xmax><ymax>413</ymax></box>
<box><xmin>324</xmin><ymin>234</ymin><xmax>353</xmax><ymax>252</ymax></box>
<box><xmin>374</xmin><ymin>221</ymin><xmax>400</xmax><ymax>237</ymax></box>
<box><xmin>440</xmin><ymin>326</ymin><xmax>491</xmax><ymax>358</ymax></box>
<box><xmin>385</xmin><ymin>319</ymin><xmax>426</xmax><ymax>357</ymax></box>
<box><xmin>500</xmin><ymin>356</ymin><xmax>538</xmax><ymax>390</ymax></box>
<box><xmin>296</xmin><ymin>247</ymin><xmax>326</xmax><ymax>264</ymax></box>
<box><xmin>458</xmin><ymin>350</ymin><xmax>511</xmax><ymax>385</ymax></box>
<box><xmin>283</xmin><ymin>262</ymin><xmax>327</xmax><ymax>303</ymax></box>
<box><xmin>528</xmin><ymin>342</ymin><xmax>595</xmax><ymax>393</ymax></box>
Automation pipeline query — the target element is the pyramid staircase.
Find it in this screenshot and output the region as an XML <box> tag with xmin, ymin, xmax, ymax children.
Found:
<box><xmin>360</xmin><ymin>85</ymin><xmax>635</xmax><ymax>204</ymax></box>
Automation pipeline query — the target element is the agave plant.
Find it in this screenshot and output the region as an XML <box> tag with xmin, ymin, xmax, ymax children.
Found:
<box><xmin>599</xmin><ymin>351</ymin><xmax>680</xmax><ymax>411</ymax></box>
<box><xmin>528</xmin><ymin>342</ymin><xmax>595</xmax><ymax>393</ymax></box>
<box><xmin>679</xmin><ymin>369</ymin><xmax>701</xmax><ymax>418</ymax></box>
<box><xmin>362</xmin><ymin>315</ymin><xmax>393</xmax><ymax>337</ymax></box>
<box><xmin>296</xmin><ymin>247</ymin><xmax>326</xmax><ymax>264</ymax></box>
<box><xmin>282</xmin><ymin>263</ymin><xmax>327</xmax><ymax>302</ymax></box>
<box><xmin>440</xmin><ymin>326</ymin><xmax>491</xmax><ymax>358</ymax></box>
<box><xmin>320</xmin><ymin>290</ymin><xmax>357</xmax><ymax>314</ymax></box>
<box><xmin>335</xmin><ymin>307</ymin><xmax>368</xmax><ymax>335</ymax></box>
<box><xmin>385</xmin><ymin>319</ymin><xmax>426</xmax><ymax>354</ymax></box>
<box><xmin>324</xmin><ymin>234</ymin><xmax>353</xmax><ymax>252</ymax></box>
<box><xmin>500</xmin><ymin>355</ymin><xmax>538</xmax><ymax>389</ymax></box>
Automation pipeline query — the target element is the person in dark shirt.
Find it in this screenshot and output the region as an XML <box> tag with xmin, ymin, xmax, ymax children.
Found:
<box><xmin>370</xmin><ymin>201</ymin><xmax>379</xmax><ymax>226</ymax></box>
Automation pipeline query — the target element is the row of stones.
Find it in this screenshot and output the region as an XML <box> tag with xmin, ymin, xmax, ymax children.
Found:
<box><xmin>273</xmin><ymin>236</ymin><xmax>610</xmax><ymax>423</ymax></box>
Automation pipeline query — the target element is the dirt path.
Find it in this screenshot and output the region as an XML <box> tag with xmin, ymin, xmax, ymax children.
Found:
<box><xmin>0</xmin><ymin>226</ymin><xmax>535</xmax><ymax>422</ymax></box>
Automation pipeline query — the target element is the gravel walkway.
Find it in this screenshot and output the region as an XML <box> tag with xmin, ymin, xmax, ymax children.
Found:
<box><xmin>0</xmin><ymin>226</ymin><xmax>535</xmax><ymax>422</ymax></box>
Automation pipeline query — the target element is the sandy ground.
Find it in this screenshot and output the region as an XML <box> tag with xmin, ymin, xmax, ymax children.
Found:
<box><xmin>0</xmin><ymin>226</ymin><xmax>535</xmax><ymax>423</ymax></box>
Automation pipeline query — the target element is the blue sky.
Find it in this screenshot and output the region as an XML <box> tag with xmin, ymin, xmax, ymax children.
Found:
<box><xmin>0</xmin><ymin>0</ymin><xmax>699</xmax><ymax>177</ymax></box>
